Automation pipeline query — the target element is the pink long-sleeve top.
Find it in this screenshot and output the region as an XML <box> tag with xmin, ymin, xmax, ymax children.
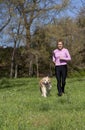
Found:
<box><xmin>53</xmin><ymin>48</ymin><xmax>71</xmax><ymax>66</ymax></box>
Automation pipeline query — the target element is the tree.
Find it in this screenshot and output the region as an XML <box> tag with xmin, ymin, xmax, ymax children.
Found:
<box><xmin>76</xmin><ymin>6</ymin><xmax>85</xmax><ymax>67</ymax></box>
<box><xmin>0</xmin><ymin>2</ymin><xmax>11</xmax><ymax>32</ymax></box>
<box><xmin>9</xmin><ymin>21</ymin><xmax>24</xmax><ymax>78</ymax></box>
<box><xmin>6</xmin><ymin>0</ymin><xmax>70</xmax><ymax>48</ymax></box>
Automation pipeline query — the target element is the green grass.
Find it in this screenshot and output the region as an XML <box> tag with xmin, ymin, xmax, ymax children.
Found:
<box><xmin>0</xmin><ymin>77</ymin><xmax>85</xmax><ymax>130</ymax></box>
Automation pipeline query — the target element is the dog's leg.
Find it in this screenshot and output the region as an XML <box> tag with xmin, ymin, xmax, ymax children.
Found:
<box><xmin>47</xmin><ymin>84</ymin><xmax>52</xmax><ymax>96</ymax></box>
<box><xmin>41</xmin><ymin>86</ymin><xmax>47</xmax><ymax>97</ymax></box>
<box><xmin>49</xmin><ymin>84</ymin><xmax>52</xmax><ymax>89</ymax></box>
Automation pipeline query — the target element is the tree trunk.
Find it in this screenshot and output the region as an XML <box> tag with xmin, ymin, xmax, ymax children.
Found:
<box><xmin>22</xmin><ymin>8</ymin><xmax>31</xmax><ymax>49</ymax></box>
<box><xmin>10</xmin><ymin>42</ymin><xmax>16</xmax><ymax>78</ymax></box>
<box><xmin>29</xmin><ymin>60</ymin><xmax>33</xmax><ymax>77</ymax></box>
<box><xmin>10</xmin><ymin>59</ymin><xmax>14</xmax><ymax>78</ymax></box>
<box><xmin>14</xmin><ymin>64</ymin><xmax>18</xmax><ymax>78</ymax></box>
<box><xmin>36</xmin><ymin>55</ymin><xmax>39</xmax><ymax>78</ymax></box>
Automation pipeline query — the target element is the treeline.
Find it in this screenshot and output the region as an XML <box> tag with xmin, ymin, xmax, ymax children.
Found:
<box><xmin>0</xmin><ymin>17</ymin><xmax>85</xmax><ymax>78</ymax></box>
<box><xmin>0</xmin><ymin>0</ymin><xmax>85</xmax><ymax>78</ymax></box>
<box><xmin>0</xmin><ymin>15</ymin><xmax>85</xmax><ymax>78</ymax></box>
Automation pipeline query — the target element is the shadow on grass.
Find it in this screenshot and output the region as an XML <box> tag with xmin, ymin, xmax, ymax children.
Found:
<box><xmin>0</xmin><ymin>78</ymin><xmax>29</xmax><ymax>89</ymax></box>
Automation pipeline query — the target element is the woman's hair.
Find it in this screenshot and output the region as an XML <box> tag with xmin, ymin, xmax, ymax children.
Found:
<box><xmin>57</xmin><ymin>39</ymin><xmax>64</xmax><ymax>45</ymax></box>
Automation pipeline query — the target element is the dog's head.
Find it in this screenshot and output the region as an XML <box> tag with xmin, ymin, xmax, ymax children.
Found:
<box><xmin>42</xmin><ymin>76</ymin><xmax>51</xmax><ymax>85</ymax></box>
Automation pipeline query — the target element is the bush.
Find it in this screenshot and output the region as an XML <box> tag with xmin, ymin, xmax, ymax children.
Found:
<box><xmin>68</xmin><ymin>68</ymin><xmax>85</xmax><ymax>78</ymax></box>
<box><xmin>0</xmin><ymin>78</ymin><xmax>11</xmax><ymax>89</ymax></box>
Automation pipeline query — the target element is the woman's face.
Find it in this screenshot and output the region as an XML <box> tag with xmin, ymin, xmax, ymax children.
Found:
<box><xmin>57</xmin><ymin>42</ymin><xmax>63</xmax><ymax>50</ymax></box>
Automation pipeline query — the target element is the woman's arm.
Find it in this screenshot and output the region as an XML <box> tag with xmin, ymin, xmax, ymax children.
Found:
<box><xmin>60</xmin><ymin>49</ymin><xmax>71</xmax><ymax>61</ymax></box>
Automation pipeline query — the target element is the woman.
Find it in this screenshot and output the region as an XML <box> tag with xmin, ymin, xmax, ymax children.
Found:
<box><xmin>53</xmin><ymin>40</ymin><xmax>71</xmax><ymax>96</ymax></box>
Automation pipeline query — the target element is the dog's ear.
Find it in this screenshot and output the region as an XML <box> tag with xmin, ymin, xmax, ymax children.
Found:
<box><xmin>41</xmin><ymin>78</ymin><xmax>45</xmax><ymax>83</ymax></box>
<box><xmin>46</xmin><ymin>76</ymin><xmax>49</xmax><ymax>79</ymax></box>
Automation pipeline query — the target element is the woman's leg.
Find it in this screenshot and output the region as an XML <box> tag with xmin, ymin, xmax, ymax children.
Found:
<box><xmin>61</xmin><ymin>65</ymin><xmax>67</xmax><ymax>93</ymax></box>
<box><xmin>55</xmin><ymin>66</ymin><xmax>62</xmax><ymax>95</ymax></box>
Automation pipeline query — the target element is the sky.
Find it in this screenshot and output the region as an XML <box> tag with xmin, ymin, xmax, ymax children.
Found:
<box><xmin>0</xmin><ymin>0</ymin><xmax>84</xmax><ymax>47</ymax></box>
<box><xmin>64</xmin><ymin>0</ymin><xmax>84</xmax><ymax>18</ymax></box>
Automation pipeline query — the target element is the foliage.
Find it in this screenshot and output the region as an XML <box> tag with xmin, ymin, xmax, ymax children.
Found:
<box><xmin>0</xmin><ymin>1</ymin><xmax>85</xmax><ymax>78</ymax></box>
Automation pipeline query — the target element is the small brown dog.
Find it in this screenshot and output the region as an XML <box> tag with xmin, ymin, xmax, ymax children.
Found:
<box><xmin>39</xmin><ymin>76</ymin><xmax>52</xmax><ymax>97</ymax></box>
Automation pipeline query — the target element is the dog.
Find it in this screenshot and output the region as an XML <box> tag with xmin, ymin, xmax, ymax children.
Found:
<box><xmin>39</xmin><ymin>76</ymin><xmax>52</xmax><ymax>97</ymax></box>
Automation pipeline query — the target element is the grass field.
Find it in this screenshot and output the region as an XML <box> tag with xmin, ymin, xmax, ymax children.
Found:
<box><xmin>0</xmin><ymin>77</ymin><xmax>85</xmax><ymax>130</ymax></box>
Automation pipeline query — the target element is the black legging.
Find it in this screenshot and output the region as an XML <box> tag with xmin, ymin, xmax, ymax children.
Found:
<box><xmin>55</xmin><ymin>65</ymin><xmax>67</xmax><ymax>94</ymax></box>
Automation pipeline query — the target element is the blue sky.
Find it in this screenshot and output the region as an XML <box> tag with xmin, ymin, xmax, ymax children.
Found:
<box><xmin>0</xmin><ymin>0</ymin><xmax>84</xmax><ymax>47</ymax></box>
<box><xmin>66</xmin><ymin>0</ymin><xmax>83</xmax><ymax>18</ymax></box>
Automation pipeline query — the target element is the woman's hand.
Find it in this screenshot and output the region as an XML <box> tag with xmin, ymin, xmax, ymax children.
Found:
<box><xmin>59</xmin><ymin>56</ymin><xmax>64</xmax><ymax>60</ymax></box>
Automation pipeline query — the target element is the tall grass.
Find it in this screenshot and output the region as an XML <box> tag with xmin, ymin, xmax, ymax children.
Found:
<box><xmin>0</xmin><ymin>77</ymin><xmax>85</xmax><ymax>130</ymax></box>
